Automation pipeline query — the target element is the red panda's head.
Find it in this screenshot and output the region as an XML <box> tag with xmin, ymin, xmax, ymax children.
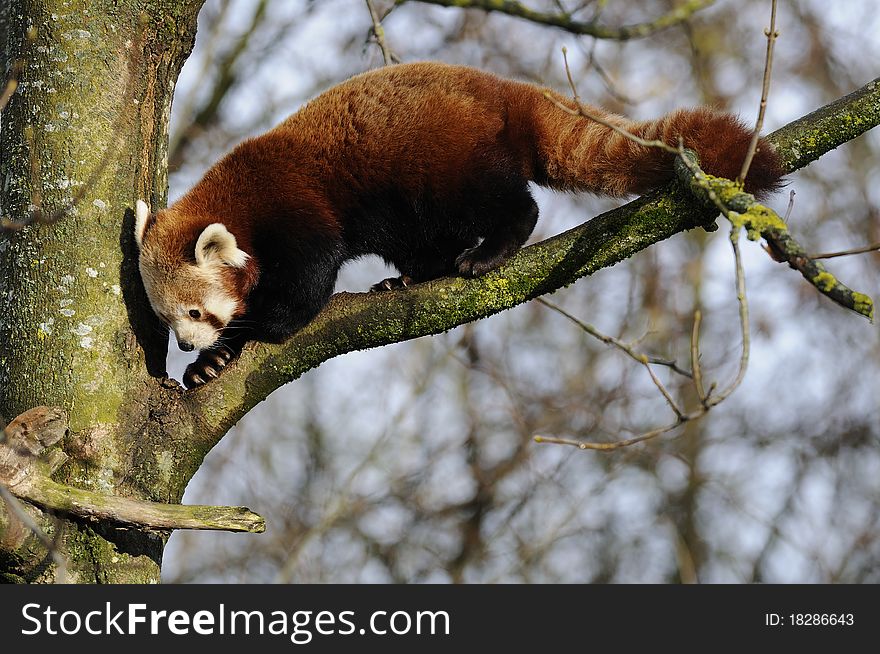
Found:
<box><xmin>134</xmin><ymin>200</ymin><xmax>251</xmax><ymax>352</ymax></box>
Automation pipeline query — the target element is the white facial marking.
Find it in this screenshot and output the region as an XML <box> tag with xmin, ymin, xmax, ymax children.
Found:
<box><xmin>173</xmin><ymin>318</ymin><xmax>220</xmax><ymax>350</ymax></box>
<box><xmin>205</xmin><ymin>291</ymin><xmax>238</xmax><ymax>325</ymax></box>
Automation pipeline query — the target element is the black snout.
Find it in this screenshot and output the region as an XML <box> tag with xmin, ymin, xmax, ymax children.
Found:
<box><xmin>178</xmin><ymin>340</ymin><xmax>195</xmax><ymax>352</ymax></box>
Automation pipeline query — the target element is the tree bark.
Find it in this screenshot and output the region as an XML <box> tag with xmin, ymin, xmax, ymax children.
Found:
<box><xmin>1</xmin><ymin>0</ymin><xmax>203</xmax><ymax>583</ymax></box>
<box><xmin>0</xmin><ymin>0</ymin><xmax>877</xmax><ymax>583</ymax></box>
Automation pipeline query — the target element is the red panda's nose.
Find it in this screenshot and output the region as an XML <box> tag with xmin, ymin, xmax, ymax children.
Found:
<box><xmin>178</xmin><ymin>340</ymin><xmax>195</xmax><ymax>352</ymax></box>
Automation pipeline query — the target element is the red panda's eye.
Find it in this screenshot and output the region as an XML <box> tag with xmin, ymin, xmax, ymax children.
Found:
<box><xmin>189</xmin><ymin>309</ymin><xmax>201</xmax><ymax>319</ymax></box>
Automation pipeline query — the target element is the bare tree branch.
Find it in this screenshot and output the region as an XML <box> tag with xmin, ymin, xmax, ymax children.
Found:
<box><xmin>537</xmin><ymin>297</ymin><xmax>688</xmax><ymax>418</ymax></box>
<box><xmin>676</xmin><ymin>149</ymin><xmax>874</xmax><ymax>321</ymax></box>
<box><xmin>690</xmin><ymin>309</ymin><xmax>709</xmax><ymax>406</ymax></box>
<box><xmin>365</xmin><ymin>0</ymin><xmax>398</xmax><ymax>65</ymax></box>
<box><xmin>534</xmin><ymin>152</ymin><xmax>754</xmax><ymax>451</ymax></box>
<box><xmin>401</xmin><ymin>0</ymin><xmax>715</xmax><ymax>40</ymax></box>
<box><xmin>739</xmin><ymin>0</ymin><xmax>779</xmax><ymax>182</ymax></box>
<box><xmin>809</xmin><ymin>242</ymin><xmax>880</xmax><ymax>260</ymax></box>
<box><xmin>0</xmin><ymin>407</ymin><xmax>265</xmax><ymax>533</ymax></box>
<box><xmin>14</xmin><ymin>480</ymin><xmax>266</xmax><ymax>533</ymax></box>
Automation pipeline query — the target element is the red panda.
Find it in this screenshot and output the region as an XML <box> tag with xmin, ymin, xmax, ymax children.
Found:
<box><xmin>134</xmin><ymin>62</ymin><xmax>784</xmax><ymax>388</ymax></box>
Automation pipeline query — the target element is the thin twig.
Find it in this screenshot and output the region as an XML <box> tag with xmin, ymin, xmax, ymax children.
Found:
<box><xmin>707</xmin><ymin>225</ymin><xmax>751</xmax><ymax>407</ymax></box>
<box><xmin>579</xmin><ymin>39</ymin><xmax>640</xmax><ymax>106</ymax></box>
<box><xmin>784</xmin><ymin>189</ymin><xmax>796</xmax><ymax>222</ymax></box>
<box><xmin>765</xmin><ymin>188</ymin><xmax>796</xmax><ymax>259</ymax></box>
<box><xmin>809</xmin><ymin>242</ymin><xmax>880</xmax><ymax>260</ymax></box>
<box><xmin>644</xmin><ymin>355</ymin><xmax>693</xmax><ymax>379</ymax></box>
<box><xmin>400</xmin><ymin>0</ymin><xmax>716</xmax><ymax>41</ymax></box>
<box><xmin>739</xmin><ymin>0</ymin><xmax>779</xmax><ymax>182</ymax></box>
<box><xmin>537</xmin><ymin>299</ymin><xmax>692</xmax><ymax>378</ymax></box>
<box><xmin>545</xmin><ymin>48</ymin><xmax>678</xmax><ymax>154</ymax></box>
<box><xmin>535</xmin><ymin>418</ymin><xmax>693</xmax><ymax>451</ymax></box>
<box><xmin>365</xmin><ymin>0</ymin><xmax>397</xmax><ymax>66</ymax></box>
<box><xmin>534</xmin><ymin>221</ymin><xmax>750</xmax><ymax>452</ymax></box>
<box><xmin>674</xmin><ymin>149</ymin><xmax>753</xmax><ymax>406</ymax></box>
<box><xmin>537</xmin><ymin>298</ymin><xmax>687</xmax><ymax>420</ymax></box>
<box><xmin>691</xmin><ymin>309</ymin><xmax>707</xmax><ymax>405</ymax></box>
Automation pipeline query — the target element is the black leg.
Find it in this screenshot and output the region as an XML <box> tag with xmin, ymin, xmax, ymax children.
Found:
<box><xmin>183</xmin><ymin>326</ymin><xmax>250</xmax><ymax>389</ymax></box>
<box><xmin>455</xmin><ymin>191</ymin><xmax>538</xmax><ymax>277</ymax></box>
<box><xmin>374</xmin><ymin>236</ymin><xmax>478</xmax><ymax>290</ymax></box>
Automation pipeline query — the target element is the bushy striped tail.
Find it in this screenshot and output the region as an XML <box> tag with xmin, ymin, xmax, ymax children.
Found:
<box><xmin>525</xmin><ymin>89</ymin><xmax>785</xmax><ymax>199</ymax></box>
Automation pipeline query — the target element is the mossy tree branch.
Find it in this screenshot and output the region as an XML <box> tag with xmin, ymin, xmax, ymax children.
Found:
<box><xmin>675</xmin><ymin>149</ymin><xmax>873</xmax><ymax>321</ymax></box>
<box><xmin>187</xmin><ymin>76</ymin><xmax>880</xmax><ymax>443</ymax></box>
<box><xmin>15</xmin><ymin>480</ymin><xmax>266</xmax><ymax>533</ymax></box>
<box><xmin>1</xmin><ymin>407</ymin><xmax>265</xmax><ymax>534</ymax></box>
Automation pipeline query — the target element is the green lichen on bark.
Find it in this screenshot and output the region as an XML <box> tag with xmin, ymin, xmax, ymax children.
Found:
<box><xmin>0</xmin><ymin>0</ymin><xmax>204</xmax><ymax>584</ymax></box>
<box><xmin>768</xmin><ymin>78</ymin><xmax>880</xmax><ymax>172</ymax></box>
<box><xmin>812</xmin><ymin>271</ymin><xmax>837</xmax><ymax>293</ymax></box>
<box><xmin>852</xmin><ymin>292</ymin><xmax>875</xmax><ymax>321</ymax></box>
<box><xmin>675</xmin><ymin>148</ymin><xmax>874</xmax><ymax>321</ymax></box>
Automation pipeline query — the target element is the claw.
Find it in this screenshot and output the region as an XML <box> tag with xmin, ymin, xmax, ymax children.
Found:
<box><xmin>185</xmin><ymin>373</ymin><xmax>206</xmax><ymax>389</ymax></box>
<box><xmin>454</xmin><ymin>247</ymin><xmax>479</xmax><ymax>276</ymax></box>
<box><xmin>183</xmin><ymin>342</ymin><xmax>243</xmax><ymax>389</ymax></box>
<box><xmin>370</xmin><ymin>275</ymin><xmax>414</xmax><ymax>292</ymax></box>
<box><xmin>455</xmin><ymin>246</ymin><xmax>504</xmax><ymax>277</ymax></box>
<box><xmin>207</xmin><ymin>352</ymin><xmax>228</xmax><ymax>368</ymax></box>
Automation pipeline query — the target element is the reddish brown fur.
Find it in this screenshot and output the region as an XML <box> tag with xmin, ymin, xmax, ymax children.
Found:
<box><xmin>138</xmin><ymin>62</ymin><xmax>784</xmax><ymax>387</ymax></box>
<box><xmin>528</xmin><ymin>92</ymin><xmax>783</xmax><ymax>197</ymax></box>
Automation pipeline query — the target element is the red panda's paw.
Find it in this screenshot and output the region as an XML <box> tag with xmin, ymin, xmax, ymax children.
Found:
<box><xmin>183</xmin><ymin>347</ymin><xmax>236</xmax><ymax>389</ymax></box>
<box><xmin>455</xmin><ymin>245</ymin><xmax>508</xmax><ymax>277</ymax></box>
<box><xmin>370</xmin><ymin>275</ymin><xmax>413</xmax><ymax>292</ymax></box>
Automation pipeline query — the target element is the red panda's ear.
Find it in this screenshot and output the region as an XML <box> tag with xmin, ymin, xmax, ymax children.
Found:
<box><xmin>134</xmin><ymin>200</ymin><xmax>151</xmax><ymax>248</ymax></box>
<box><xmin>195</xmin><ymin>223</ymin><xmax>250</xmax><ymax>268</ymax></box>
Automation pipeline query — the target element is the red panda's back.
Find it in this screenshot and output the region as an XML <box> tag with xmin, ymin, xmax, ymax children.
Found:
<box><xmin>270</xmin><ymin>63</ymin><xmax>536</xmax><ymax>208</ymax></box>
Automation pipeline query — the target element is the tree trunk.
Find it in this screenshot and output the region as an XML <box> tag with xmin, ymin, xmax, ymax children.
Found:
<box><xmin>1</xmin><ymin>0</ymin><xmax>203</xmax><ymax>583</ymax></box>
